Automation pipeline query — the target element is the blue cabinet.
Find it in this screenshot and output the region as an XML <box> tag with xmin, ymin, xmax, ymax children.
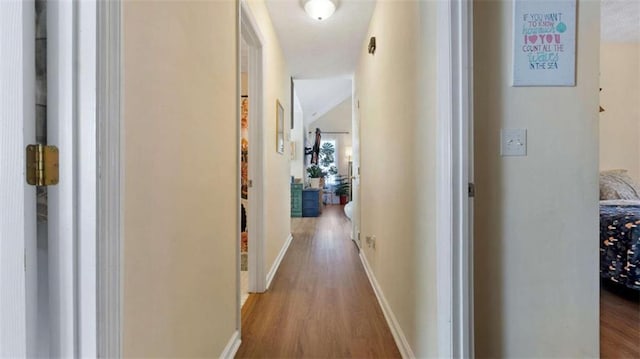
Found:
<box><xmin>302</xmin><ymin>189</ymin><xmax>321</xmax><ymax>217</ymax></box>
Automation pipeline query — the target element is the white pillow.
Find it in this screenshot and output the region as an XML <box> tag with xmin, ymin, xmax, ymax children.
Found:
<box><xmin>344</xmin><ymin>201</ymin><xmax>353</xmax><ymax>220</ymax></box>
<box><xmin>600</xmin><ymin>199</ymin><xmax>640</xmax><ymax>206</ymax></box>
<box><xmin>600</xmin><ymin>170</ymin><xmax>640</xmax><ymax>200</ymax></box>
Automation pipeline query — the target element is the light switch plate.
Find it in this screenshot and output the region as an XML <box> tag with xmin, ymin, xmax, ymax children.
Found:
<box><xmin>501</xmin><ymin>128</ymin><xmax>527</xmax><ymax>156</ymax></box>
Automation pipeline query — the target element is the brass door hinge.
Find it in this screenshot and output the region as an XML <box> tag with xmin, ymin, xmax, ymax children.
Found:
<box><xmin>26</xmin><ymin>144</ymin><xmax>59</xmax><ymax>186</ymax></box>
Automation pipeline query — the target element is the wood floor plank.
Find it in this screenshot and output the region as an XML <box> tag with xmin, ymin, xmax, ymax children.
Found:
<box><xmin>236</xmin><ymin>205</ymin><xmax>401</xmax><ymax>359</ymax></box>
<box><xmin>601</xmin><ymin>281</ymin><xmax>640</xmax><ymax>358</ymax></box>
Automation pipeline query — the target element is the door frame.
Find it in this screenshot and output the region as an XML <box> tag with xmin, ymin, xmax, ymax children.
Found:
<box><xmin>95</xmin><ymin>0</ymin><xmax>123</xmax><ymax>357</ymax></box>
<box><xmin>436</xmin><ymin>0</ymin><xmax>474</xmax><ymax>357</ymax></box>
<box><xmin>239</xmin><ymin>0</ymin><xmax>267</xmax><ymax>296</ymax></box>
<box><xmin>47</xmin><ymin>0</ymin><xmax>100</xmax><ymax>355</ymax></box>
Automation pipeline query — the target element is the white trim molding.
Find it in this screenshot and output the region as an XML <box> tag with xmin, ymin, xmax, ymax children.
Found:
<box><xmin>220</xmin><ymin>330</ymin><xmax>241</xmax><ymax>359</ymax></box>
<box><xmin>436</xmin><ymin>0</ymin><xmax>474</xmax><ymax>357</ymax></box>
<box><xmin>47</xmin><ymin>1</ymin><xmax>79</xmax><ymax>355</ymax></box>
<box><xmin>236</xmin><ymin>0</ymin><xmax>242</xmax><ymax>336</ymax></box>
<box><xmin>77</xmin><ymin>0</ymin><xmax>99</xmax><ymax>356</ymax></box>
<box><xmin>359</xmin><ymin>252</ymin><xmax>415</xmax><ymax>359</ymax></box>
<box><xmin>96</xmin><ymin>0</ymin><xmax>123</xmax><ymax>357</ymax></box>
<box><xmin>266</xmin><ymin>234</ymin><xmax>293</xmax><ymax>290</ymax></box>
<box><xmin>45</xmin><ymin>0</ymin><xmax>102</xmax><ymax>355</ymax></box>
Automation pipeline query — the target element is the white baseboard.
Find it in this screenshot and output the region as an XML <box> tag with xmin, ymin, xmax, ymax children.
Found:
<box><xmin>219</xmin><ymin>330</ymin><xmax>241</xmax><ymax>359</ymax></box>
<box><xmin>359</xmin><ymin>252</ymin><xmax>415</xmax><ymax>359</ymax></box>
<box><xmin>266</xmin><ymin>233</ymin><xmax>293</xmax><ymax>290</ymax></box>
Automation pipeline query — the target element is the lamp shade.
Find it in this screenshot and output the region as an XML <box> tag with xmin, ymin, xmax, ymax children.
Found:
<box><xmin>304</xmin><ymin>0</ymin><xmax>336</xmax><ymax>21</ymax></box>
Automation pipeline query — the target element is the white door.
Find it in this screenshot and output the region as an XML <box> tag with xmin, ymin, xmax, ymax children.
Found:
<box><xmin>0</xmin><ymin>1</ymin><xmax>38</xmax><ymax>357</ymax></box>
<box><xmin>1</xmin><ymin>1</ymin><xmax>97</xmax><ymax>357</ymax></box>
<box><xmin>351</xmin><ymin>97</ymin><xmax>361</xmax><ymax>248</ymax></box>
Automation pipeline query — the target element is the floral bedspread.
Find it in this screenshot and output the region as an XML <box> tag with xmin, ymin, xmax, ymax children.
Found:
<box><xmin>600</xmin><ymin>203</ymin><xmax>640</xmax><ymax>290</ymax></box>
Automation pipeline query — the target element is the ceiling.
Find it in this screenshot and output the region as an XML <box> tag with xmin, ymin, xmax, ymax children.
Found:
<box><xmin>266</xmin><ymin>0</ymin><xmax>375</xmax><ymax>126</ymax></box>
<box><xmin>294</xmin><ymin>78</ymin><xmax>352</xmax><ymax>125</ymax></box>
<box><xmin>601</xmin><ymin>0</ymin><xmax>640</xmax><ymax>42</ymax></box>
<box><xmin>265</xmin><ymin>0</ymin><xmax>375</xmax><ymax>78</ymax></box>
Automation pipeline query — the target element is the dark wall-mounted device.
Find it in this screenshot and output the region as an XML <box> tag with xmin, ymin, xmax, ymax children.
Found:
<box><xmin>368</xmin><ymin>36</ymin><xmax>376</xmax><ymax>55</ymax></box>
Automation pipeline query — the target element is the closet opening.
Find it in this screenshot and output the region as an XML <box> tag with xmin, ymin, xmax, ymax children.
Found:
<box><xmin>598</xmin><ymin>2</ymin><xmax>640</xmax><ymax>356</ymax></box>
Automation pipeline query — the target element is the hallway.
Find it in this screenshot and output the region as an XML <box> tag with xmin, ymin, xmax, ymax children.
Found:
<box><xmin>236</xmin><ymin>206</ymin><xmax>400</xmax><ymax>358</ymax></box>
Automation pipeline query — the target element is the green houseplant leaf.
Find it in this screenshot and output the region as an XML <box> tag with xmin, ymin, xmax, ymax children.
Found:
<box><xmin>306</xmin><ymin>165</ymin><xmax>326</xmax><ymax>179</ymax></box>
<box><xmin>333</xmin><ymin>175</ymin><xmax>350</xmax><ymax>196</ymax></box>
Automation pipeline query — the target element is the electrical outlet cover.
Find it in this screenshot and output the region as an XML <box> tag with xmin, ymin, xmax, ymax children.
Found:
<box><xmin>501</xmin><ymin>128</ymin><xmax>527</xmax><ymax>156</ymax></box>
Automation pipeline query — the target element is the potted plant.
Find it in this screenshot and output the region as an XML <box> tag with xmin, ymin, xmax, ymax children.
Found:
<box><xmin>306</xmin><ymin>165</ymin><xmax>326</xmax><ymax>189</ymax></box>
<box><xmin>334</xmin><ymin>175</ymin><xmax>350</xmax><ymax>205</ymax></box>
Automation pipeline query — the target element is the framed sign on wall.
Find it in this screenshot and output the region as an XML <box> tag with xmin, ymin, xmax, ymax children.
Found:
<box><xmin>512</xmin><ymin>0</ymin><xmax>577</xmax><ymax>87</ymax></box>
<box><xmin>276</xmin><ymin>99</ymin><xmax>285</xmax><ymax>154</ymax></box>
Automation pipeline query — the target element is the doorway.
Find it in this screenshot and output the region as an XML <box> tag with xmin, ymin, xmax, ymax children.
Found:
<box><xmin>598</xmin><ymin>2</ymin><xmax>640</xmax><ymax>355</ymax></box>
<box><xmin>239</xmin><ymin>0</ymin><xmax>267</xmax><ymax>310</ymax></box>
<box><xmin>240</xmin><ymin>37</ymin><xmax>250</xmax><ymax>307</ymax></box>
<box><xmin>292</xmin><ymin>78</ymin><xmax>353</xmax><ymax>211</ymax></box>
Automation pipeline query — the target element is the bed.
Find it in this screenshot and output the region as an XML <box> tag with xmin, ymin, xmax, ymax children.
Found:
<box><xmin>600</xmin><ymin>170</ymin><xmax>640</xmax><ymax>290</ymax></box>
<box><xmin>600</xmin><ymin>200</ymin><xmax>640</xmax><ymax>290</ymax></box>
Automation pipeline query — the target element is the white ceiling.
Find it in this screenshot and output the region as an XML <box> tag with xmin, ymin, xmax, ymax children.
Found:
<box><xmin>601</xmin><ymin>0</ymin><xmax>640</xmax><ymax>42</ymax></box>
<box><xmin>265</xmin><ymin>0</ymin><xmax>375</xmax><ymax>78</ymax></box>
<box><xmin>266</xmin><ymin>0</ymin><xmax>374</xmax><ymax>126</ymax></box>
<box><xmin>295</xmin><ymin>78</ymin><xmax>352</xmax><ymax>125</ymax></box>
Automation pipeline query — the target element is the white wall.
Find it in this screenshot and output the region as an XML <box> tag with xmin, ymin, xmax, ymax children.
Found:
<box><xmin>246</xmin><ymin>0</ymin><xmax>293</xmax><ymax>275</ymax></box>
<box><xmin>473</xmin><ymin>0</ymin><xmax>600</xmax><ymax>357</ymax></box>
<box><xmin>122</xmin><ymin>1</ymin><xmax>237</xmax><ymax>356</ymax></box>
<box><xmin>309</xmin><ymin>97</ymin><xmax>353</xmax><ymax>177</ymax></box>
<box><xmin>309</xmin><ymin>97</ymin><xmax>352</xmax><ymax>133</ymax></box>
<box><xmin>599</xmin><ymin>42</ymin><xmax>640</xmax><ymax>181</ymax></box>
<box><xmin>354</xmin><ymin>1</ymin><xmax>438</xmax><ymax>356</ymax></box>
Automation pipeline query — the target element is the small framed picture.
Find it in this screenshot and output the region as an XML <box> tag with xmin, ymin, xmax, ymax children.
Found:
<box><xmin>512</xmin><ymin>0</ymin><xmax>576</xmax><ymax>87</ymax></box>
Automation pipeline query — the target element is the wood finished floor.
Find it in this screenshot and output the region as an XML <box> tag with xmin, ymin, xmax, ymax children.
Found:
<box><xmin>601</xmin><ymin>281</ymin><xmax>640</xmax><ymax>358</ymax></box>
<box><xmin>236</xmin><ymin>205</ymin><xmax>401</xmax><ymax>359</ymax></box>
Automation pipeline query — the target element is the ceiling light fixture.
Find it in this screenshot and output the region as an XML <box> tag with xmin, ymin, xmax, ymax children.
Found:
<box><xmin>304</xmin><ymin>0</ymin><xmax>336</xmax><ymax>21</ymax></box>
